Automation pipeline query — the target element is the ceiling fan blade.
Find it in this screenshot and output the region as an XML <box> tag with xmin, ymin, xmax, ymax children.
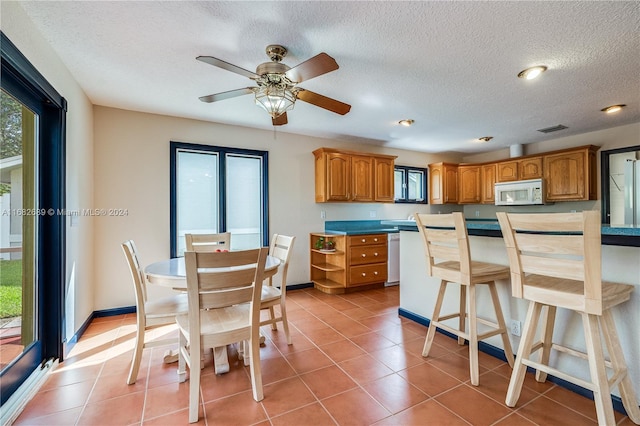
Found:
<box><xmin>285</xmin><ymin>53</ymin><xmax>339</xmax><ymax>83</ymax></box>
<box><xmin>196</xmin><ymin>56</ymin><xmax>260</xmax><ymax>79</ymax></box>
<box><xmin>199</xmin><ymin>87</ymin><xmax>255</xmax><ymax>103</ymax></box>
<box><xmin>296</xmin><ymin>89</ymin><xmax>351</xmax><ymax>115</ymax></box>
<box><xmin>272</xmin><ymin>113</ymin><xmax>288</xmax><ymax>126</ymax></box>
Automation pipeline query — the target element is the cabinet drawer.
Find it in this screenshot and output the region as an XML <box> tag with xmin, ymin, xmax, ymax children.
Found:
<box><xmin>348</xmin><ymin>234</ymin><xmax>385</xmax><ymax>246</ymax></box>
<box><xmin>350</xmin><ymin>245</ymin><xmax>387</xmax><ymax>265</ymax></box>
<box><xmin>349</xmin><ymin>263</ymin><xmax>387</xmax><ymax>285</ymax></box>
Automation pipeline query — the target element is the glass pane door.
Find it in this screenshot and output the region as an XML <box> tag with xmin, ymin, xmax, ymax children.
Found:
<box><xmin>226</xmin><ymin>154</ymin><xmax>263</xmax><ymax>249</ymax></box>
<box><xmin>175</xmin><ymin>149</ymin><xmax>219</xmax><ymax>256</ymax></box>
<box><xmin>0</xmin><ymin>90</ymin><xmax>37</xmax><ymax>375</ymax></box>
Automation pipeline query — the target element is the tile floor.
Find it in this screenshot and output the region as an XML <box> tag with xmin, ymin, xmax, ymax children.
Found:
<box><xmin>13</xmin><ymin>286</ymin><xmax>635</xmax><ymax>425</ymax></box>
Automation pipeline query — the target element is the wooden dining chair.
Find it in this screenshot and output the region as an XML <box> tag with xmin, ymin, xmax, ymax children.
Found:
<box><xmin>185</xmin><ymin>232</ymin><xmax>231</xmax><ymax>252</ymax></box>
<box><xmin>177</xmin><ymin>247</ymin><xmax>268</xmax><ymax>423</ymax></box>
<box><xmin>260</xmin><ymin>234</ymin><xmax>295</xmax><ymax>345</ymax></box>
<box><xmin>121</xmin><ymin>240</ymin><xmax>188</xmax><ymax>385</ymax></box>
<box><xmin>497</xmin><ymin>211</ymin><xmax>640</xmax><ymax>425</ymax></box>
<box><xmin>415</xmin><ymin>212</ymin><xmax>515</xmax><ymax>386</ymax></box>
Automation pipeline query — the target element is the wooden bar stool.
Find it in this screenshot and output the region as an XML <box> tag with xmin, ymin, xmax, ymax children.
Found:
<box><xmin>497</xmin><ymin>211</ymin><xmax>640</xmax><ymax>425</ymax></box>
<box><xmin>415</xmin><ymin>212</ymin><xmax>514</xmax><ymax>386</ymax></box>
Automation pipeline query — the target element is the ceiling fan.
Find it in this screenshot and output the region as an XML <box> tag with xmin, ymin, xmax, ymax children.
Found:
<box><xmin>197</xmin><ymin>45</ymin><xmax>351</xmax><ymax>126</ymax></box>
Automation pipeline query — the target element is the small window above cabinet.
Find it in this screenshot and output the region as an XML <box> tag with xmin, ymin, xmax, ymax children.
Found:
<box><xmin>394</xmin><ymin>165</ymin><xmax>427</xmax><ymax>203</ymax></box>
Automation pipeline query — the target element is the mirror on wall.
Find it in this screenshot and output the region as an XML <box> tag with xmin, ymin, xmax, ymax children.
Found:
<box><xmin>601</xmin><ymin>145</ymin><xmax>640</xmax><ymax>225</ymax></box>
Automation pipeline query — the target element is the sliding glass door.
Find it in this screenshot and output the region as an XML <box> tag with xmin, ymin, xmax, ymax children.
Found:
<box><xmin>0</xmin><ymin>33</ymin><xmax>66</xmax><ymax>405</ymax></box>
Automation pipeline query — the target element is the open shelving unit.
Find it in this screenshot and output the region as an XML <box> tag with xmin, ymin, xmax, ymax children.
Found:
<box><xmin>309</xmin><ymin>233</ymin><xmax>346</xmax><ymax>294</ymax></box>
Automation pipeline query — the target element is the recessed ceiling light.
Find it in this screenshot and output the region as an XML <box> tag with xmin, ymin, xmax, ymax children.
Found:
<box><xmin>398</xmin><ymin>119</ymin><xmax>415</xmax><ymax>127</ymax></box>
<box><xmin>478</xmin><ymin>136</ymin><xmax>493</xmax><ymax>142</ymax></box>
<box><xmin>601</xmin><ymin>104</ymin><xmax>626</xmax><ymax>114</ymax></box>
<box><xmin>517</xmin><ymin>66</ymin><xmax>548</xmax><ymax>80</ymax></box>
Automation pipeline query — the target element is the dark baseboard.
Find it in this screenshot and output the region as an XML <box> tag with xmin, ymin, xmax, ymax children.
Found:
<box><xmin>398</xmin><ymin>307</ymin><xmax>633</xmax><ymax>417</ymax></box>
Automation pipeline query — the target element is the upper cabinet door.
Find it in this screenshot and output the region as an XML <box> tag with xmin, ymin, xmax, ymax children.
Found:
<box><xmin>544</xmin><ymin>151</ymin><xmax>586</xmax><ymax>201</ymax></box>
<box><xmin>458</xmin><ymin>165</ymin><xmax>481</xmax><ymax>204</ymax></box>
<box><xmin>326</xmin><ymin>152</ymin><xmax>351</xmax><ymax>201</ymax></box>
<box><xmin>519</xmin><ymin>157</ymin><xmax>543</xmax><ymax>180</ymax></box>
<box><xmin>374</xmin><ymin>157</ymin><xmax>395</xmax><ymax>202</ymax></box>
<box><xmin>497</xmin><ymin>161</ymin><xmax>519</xmax><ymax>182</ymax></box>
<box><xmin>481</xmin><ymin>163</ymin><xmax>497</xmax><ymax>204</ymax></box>
<box><xmin>351</xmin><ymin>155</ymin><xmax>374</xmax><ymax>202</ymax></box>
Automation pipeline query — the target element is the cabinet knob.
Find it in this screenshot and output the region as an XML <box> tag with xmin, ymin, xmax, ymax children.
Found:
<box><xmin>374</xmin><ymin>253</ymin><xmax>378</xmax><ymax>256</ymax></box>
<box><xmin>361</xmin><ymin>273</ymin><xmax>366</xmax><ymax>276</ymax></box>
<box><xmin>361</xmin><ymin>238</ymin><xmax>366</xmax><ymax>243</ymax></box>
<box><xmin>361</xmin><ymin>254</ymin><xmax>366</xmax><ymax>257</ymax></box>
<box><xmin>374</xmin><ymin>271</ymin><xmax>378</xmax><ymax>275</ymax></box>
<box><xmin>374</xmin><ymin>238</ymin><xmax>378</xmax><ymax>242</ymax></box>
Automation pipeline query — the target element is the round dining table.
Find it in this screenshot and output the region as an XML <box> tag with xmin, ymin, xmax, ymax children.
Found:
<box><xmin>145</xmin><ymin>255</ymin><xmax>281</xmax><ymax>289</ymax></box>
<box><xmin>144</xmin><ymin>255</ymin><xmax>281</xmax><ymax>374</ymax></box>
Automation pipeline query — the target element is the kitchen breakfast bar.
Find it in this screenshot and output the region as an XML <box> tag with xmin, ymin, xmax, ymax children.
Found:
<box><xmin>381</xmin><ymin>219</ymin><xmax>640</xmax><ymax>407</ymax></box>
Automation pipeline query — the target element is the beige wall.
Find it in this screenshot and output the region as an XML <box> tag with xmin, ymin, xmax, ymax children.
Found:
<box><xmin>93</xmin><ymin>106</ymin><xmax>461</xmax><ymax>311</ymax></box>
<box><xmin>2</xmin><ymin>3</ymin><xmax>96</xmax><ymax>340</ymax></box>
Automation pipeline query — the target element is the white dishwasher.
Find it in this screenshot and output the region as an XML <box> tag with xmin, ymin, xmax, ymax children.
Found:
<box><xmin>386</xmin><ymin>233</ymin><xmax>400</xmax><ymax>285</ymax></box>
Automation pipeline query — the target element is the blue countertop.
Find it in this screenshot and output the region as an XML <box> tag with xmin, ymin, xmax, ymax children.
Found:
<box><xmin>324</xmin><ymin>220</ymin><xmax>399</xmax><ymax>235</ymax></box>
<box><xmin>380</xmin><ymin>219</ymin><xmax>640</xmax><ymax>247</ymax></box>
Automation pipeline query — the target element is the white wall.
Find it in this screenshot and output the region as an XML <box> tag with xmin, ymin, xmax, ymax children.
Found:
<box><xmin>92</xmin><ymin>106</ymin><xmax>462</xmax><ymax>311</ymax></box>
<box><xmin>1</xmin><ymin>3</ymin><xmax>95</xmax><ymax>343</ymax></box>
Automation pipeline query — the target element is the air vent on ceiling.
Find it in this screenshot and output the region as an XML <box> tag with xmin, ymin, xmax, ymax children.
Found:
<box><xmin>537</xmin><ymin>124</ymin><xmax>568</xmax><ymax>134</ymax></box>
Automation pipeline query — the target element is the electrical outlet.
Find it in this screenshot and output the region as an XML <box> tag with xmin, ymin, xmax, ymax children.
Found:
<box><xmin>475</xmin><ymin>210</ymin><xmax>480</xmax><ymax>217</ymax></box>
<box><xmin>320</xmin><ymin>210</ymin><xmax>326</xmax><ymax>219</ymax></box>
<box><xmin>369</xmin><ymin>210</ymin><xmax>377</xmax><ymax>218</ymax></box>
<box><xmin>510</xmin><ymin>320</ymin><xmax>521</xmax><ymax>337</ymax></box>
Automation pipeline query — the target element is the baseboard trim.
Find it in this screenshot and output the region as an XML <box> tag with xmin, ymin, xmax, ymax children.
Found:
<box><xmin>398</xmin><ymin>307</ymin><xmax>633</xmax><ymax>417</ymax></box>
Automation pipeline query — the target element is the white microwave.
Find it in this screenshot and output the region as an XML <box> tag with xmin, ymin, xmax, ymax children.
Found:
<box><xmin>495</xmin><ymin>178</ymin><xmax>545</xmax><ymax>205</ymax></box>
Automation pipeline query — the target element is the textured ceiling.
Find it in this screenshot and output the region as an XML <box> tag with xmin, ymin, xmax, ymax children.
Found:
<box><xmin>15</xmin><ymin>1</ymin><xmax>640</xmax><ymax>154</ymax></box>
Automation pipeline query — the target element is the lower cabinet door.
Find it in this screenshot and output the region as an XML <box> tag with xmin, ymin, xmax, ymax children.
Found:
<box><xmin>349</xmin><ymin>263</ymin><xmax>388</xmax><ymax>285</ymax></box>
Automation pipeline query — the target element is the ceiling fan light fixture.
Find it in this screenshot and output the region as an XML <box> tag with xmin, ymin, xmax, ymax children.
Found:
<box><xmin>517</xmin><ymin>65</ymin><xmax>547</xmax><ymax>80</ymax></box>
<box><xmin>254</xmin><ymin>85</ymin><xmax>297</xmax><ymax>118</ymax></box>
<box><xmin>478</xmin><ymin>136</ymin><xmax>493</xmax><ymax>142</ymax></box>
<box><xmin>601</xmin><ymin>104</ymin><xmax>626</xmax><ymax>114</ymax></box>
<box><xmin>398</xmin><ymin>119</ymin><xmax>415</xmax><ymax>126</ymax></box>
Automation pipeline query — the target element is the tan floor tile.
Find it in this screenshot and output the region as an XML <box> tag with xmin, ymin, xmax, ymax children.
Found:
<box><xmin>361</xmin><ymin>373</ymin><xmax>429</xmax><ymax>414</ymax></box>
<box><xmin>323</xmin><ymin>387</ymin><xmax>391</xmax><ymax>425</ymax></box>
<box><xmin>516</xmin><ymin>394</ymin><xmax>597</xmax><ymax>425</ymax></box>
<box><xmin>435</xmin><ymin>384</ymin><xmax>513</xmax><ymax>426</ymax></box>
<box><xmin>270</xmin><ymin>402</ymin><xmax>336</xmax><ymax>426</ymax></box>
<box><xmin>300</xmin><ymin>365</ymin><xmax>358</xmax><ymax>399</ymax></box>
<box><xmin>374</xmin><ymin>399</ymin><xmax>467</xmax><ymax>426</ymax></box>
<box><xmin>262</xmin><ymin>376</ymin><xmax>317</xmax><ymax>417</ymax></box>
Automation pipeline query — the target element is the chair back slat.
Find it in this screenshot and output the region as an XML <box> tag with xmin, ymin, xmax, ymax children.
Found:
<box><xmin>515</xmin><ymin>233</ymin><xmax>584</xmax><ymax>256</ymax></box>
<box><xmin>184</xmin><ymin>247</ymin><xmax>268</xmax><ymax>333</ymax></box>
<box><xmin>415</xmin><ymin>212</ymin><xmax>471</xmax><ymax>283</ymax></box>
<box><xmin>497</xmin><ymin>211</ymin><xmax>602</xmax><ymax>313</ymax></box>
<box><xmin>520</xmin><ymin>255</ymin><xmax>584</xmax><ymax>281</ymax></box>
<box><xmin>185</xmin><ymin>232</ymin><xmax>231</xmax><ymax>252</ymax></box>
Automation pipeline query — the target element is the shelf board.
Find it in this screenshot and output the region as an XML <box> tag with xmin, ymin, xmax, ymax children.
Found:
<box><xmin>311</xmin><ymin>249</ymin><xmax>343</xmax><ymax>255</ymax></box>
<box><xmin>312</xmin><ymin>278</ymin><xmax>345</xmax><ymax>294</ymax></box>
<box><xmin>311</xmin><ymin>262</ymin><xmax>344</xmax><ymax>272</ymax></box>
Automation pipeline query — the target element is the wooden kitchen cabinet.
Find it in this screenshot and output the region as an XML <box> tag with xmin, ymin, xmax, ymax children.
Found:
<box><xmin>310</xmin><ymin>233</ymin><xmax>387</xmax><ymax>294</ymax></box>
<box><xmin>313</xmin><ymin>148</ymin><xmax>396</xmax><ymax>203</ymax></box>
<box><xmin>519</xmin><ymin>156</ymin><xmax>543</xmax><ymax>180</ymax></box>
<box><xmin>310</xmin><ymin>233</ymin><xmax>346</xmax><ymax>294</ymax></box>
<box><xmin>544</xmin><ymin>145</ymin><xmax>599</xmax><ymax>201</ymax></box>
<box><xmin>458</xmin><ymin>165</ymin><xmax>481</xmax><ymax>204</ymax></box>
<box><xmin>351</xmin><ymin>155</ymin><xmax>374</xmax><ymax>201</ymax></box>
<box><xmin>481</xmin><ymin>163</ymin><xmax>497</xmax><ymax>204</ymax></box>
<box><xmin>347</xmin><ymin>234</ymin><xmax>387</xmax><ymax>288</ymax></box>
<box><xmin>497</xmin><ymin>161</ymin><xmax>519</xmax><ymax>182</ymax></box>
<box><xmin>429</xmin><ymin>162</ymin><xmax>458</xmax><ymax>204</ymax></box>
<box><xmin>374</xmin><ymin>157</ymin><xmax>395</xmax><ymax>202</ymax></box>
<box><xmin>497</xmin><ymin>157</ymin><xmax>543</xmax><ymax>182</ymax></box>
